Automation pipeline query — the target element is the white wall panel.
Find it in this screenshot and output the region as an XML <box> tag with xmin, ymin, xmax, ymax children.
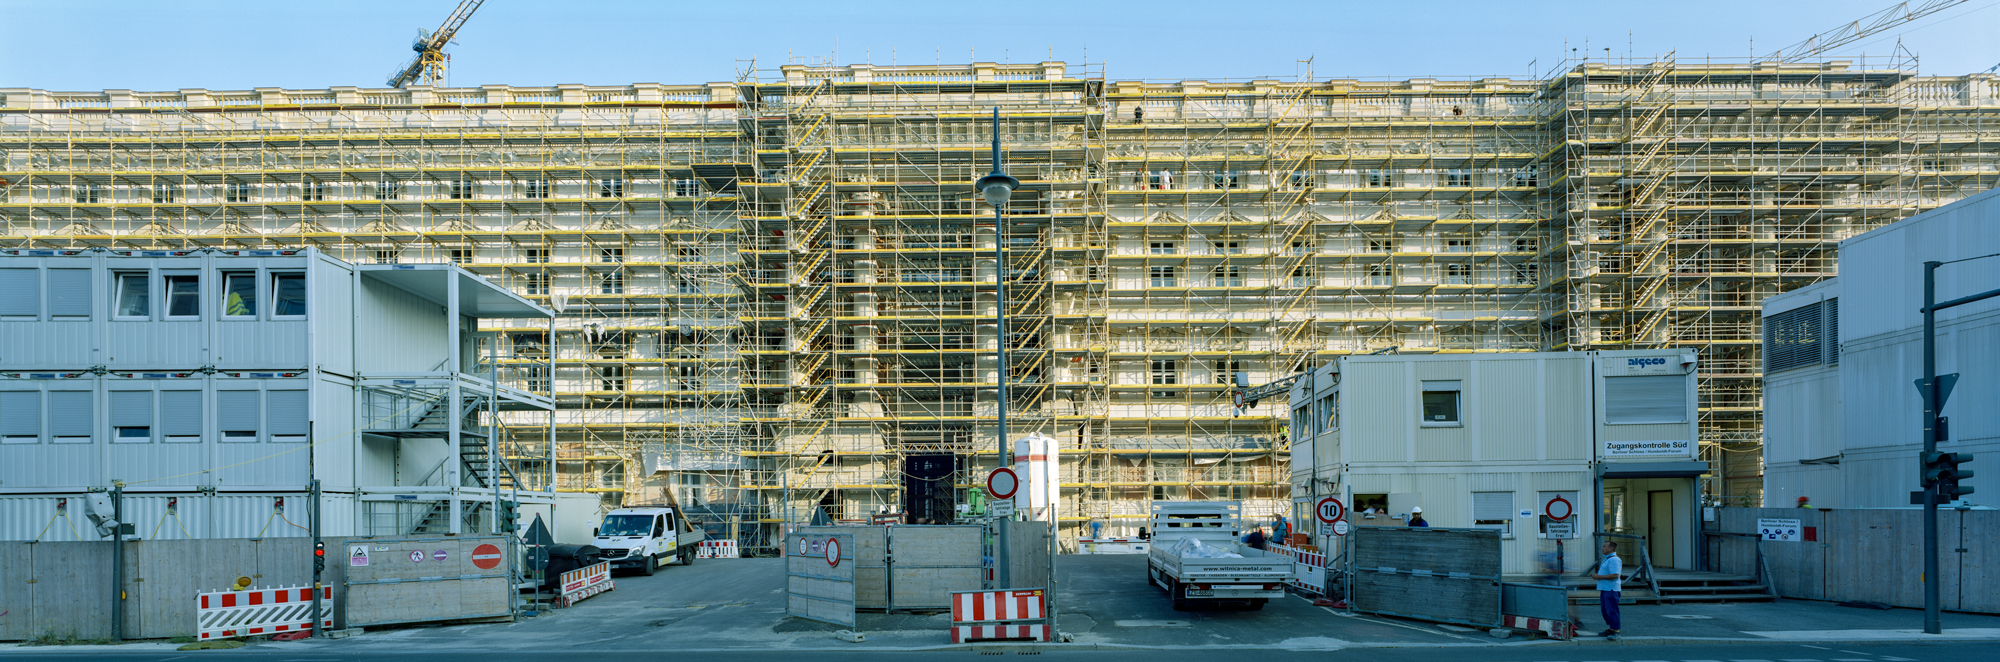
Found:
<box><xmin>0</xmin><ymin>321</ymin><xmax>94</xmax><ymax>367</ymax></box>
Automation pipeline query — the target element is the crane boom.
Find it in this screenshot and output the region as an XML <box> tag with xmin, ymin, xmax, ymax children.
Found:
<box><xmin>1770</xmin><ymin>0</ymin><xmax>1967</xmax><ymax>62</ymax></box>
<box><xmin>387</xmin><ymin>0</ymin><xmax>487</xmax><ymax>88</ymax></box>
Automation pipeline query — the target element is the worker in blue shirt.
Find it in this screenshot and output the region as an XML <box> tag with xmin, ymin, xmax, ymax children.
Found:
<box><xmin>1407</xmin><ymin>506</ymin><xmax>1430</xmax><ymax>527</ymax></box>
<box><xmin>1592</xmin><ymin>539</ymin><xmax>1623</xmax><ymax>638</ymax></box>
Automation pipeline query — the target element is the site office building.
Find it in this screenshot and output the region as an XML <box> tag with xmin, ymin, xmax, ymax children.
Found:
<box><xmin>1289</xmin><ymin>349</ymin><xmax>1703</xmax><ymax>574</ymax></box>
<box><xmin>0</xmin><ymin>247</ymin><xmax>555</xmax><ymax>540</ymax></box>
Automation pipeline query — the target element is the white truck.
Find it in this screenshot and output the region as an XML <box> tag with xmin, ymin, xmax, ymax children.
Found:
<box><xmin>1144</xmin><ymin>501</ymin><xmax>1292</xmax><ymax>610</ymax></box>
<box><xmin>593</xmin><ymin>503</ymin><xmax>706</xmax><ymax>576</ymax></box>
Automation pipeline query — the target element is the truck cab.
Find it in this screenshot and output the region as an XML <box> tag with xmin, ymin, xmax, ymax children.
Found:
<box><xmin>593</xmin><ymin>505</ymin><xmax>706</xmax><ymax>575</ymax></box>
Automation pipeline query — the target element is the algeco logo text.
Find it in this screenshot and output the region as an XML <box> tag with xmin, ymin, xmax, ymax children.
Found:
<box><xmin>1627</xmin><ymin>357</ymin><xmax>1668</xmax><ymax>367</ymax></box>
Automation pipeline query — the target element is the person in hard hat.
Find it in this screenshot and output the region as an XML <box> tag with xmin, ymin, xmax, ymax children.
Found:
<box><xmin>1796</xmin><ymin>496</ymin><xmax>1816</xmax><ymax>509</ymax></box>
<box><xmin>1242</xmin><ymin>525</ymin><xmax>1268</xmax><ymax>550</ymax></box>
<box><xmin>1407</xmin><ymin>506</ymin><xmax>1430</xmax><ymax>527</ymax></box>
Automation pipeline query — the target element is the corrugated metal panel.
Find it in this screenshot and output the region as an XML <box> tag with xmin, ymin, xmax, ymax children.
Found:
<box><xmin>1414</xmin><ymin>426</ymin><xmax>1469</xmax><ymax>462</ymax></box>
<box><xmin>212</xmin><ymin>321</ymin><xmax>309</xmax><ymax>368</ymax></box>
<box><xmin>0</xmin><ymin>493</ymin><xmax>362</xmax><ymax>541</ymax></box>
<box><xmin>316</xmin><ymin>260</ymin><xmax>355</xmax><ymax>376</ymax></box>
<box><xmin>1476</xmin><ymin>359</ymin><xmax>1538</xmax><ymax>461</ymax></box>
<box><xmin>354</xmin><ymin>278</ymin><xmax>449</xmax><ymax>373</ymax></box>
<box><xmin>214</xmin><ymin>438</ymin><xmax>310</xmax><ymax>487</ymax></box>
<box><xmin>104</xmin><ymin>323</ymin><xmax>208</xmax><ymax>368</ymax></box>
<box><xmin>0</xmin><ymin>495</ymin><xmax>97</xmax><ymax>541</ymax></box>
<box><xmin>110</xmin><ymin>442</ymin><xmax>208</xmax><ymax>488</ymax></box>
<box><xmin>1840</xmin><ymin>187</ymin><xmax>2000</xmax><ymax>342</ymax></box>
<box><xmin>0</xmin><ymin>320</ymin><xmax>96</xmax><ymax>368</ymax></box>
<box><xmin>0</xmin><ymin>443</ymin><xmax>96</xmax><ymax>488</ymax></box>
<box><xmin>1343</xmin><ymin>361</ymin><xmax>1406</xmax><ymax>463</ymax></box>
<box><xmin>1544</xmin><ymin>359</ymin><xmax>1589</xmax><ymax>460</ymax></box>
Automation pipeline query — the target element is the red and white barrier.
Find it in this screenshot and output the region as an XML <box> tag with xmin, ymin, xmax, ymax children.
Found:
<box><xmin>196</xmin><ymin>585</ymin><xmax>332</xmax><ymax>641</ymax></box>
<box><xmin>696</xmin><ymin>540</ymin><xmax>739</xmax><ymax>558</ymax></box>
<box><xmin>1503</xmin><ymin>614</ymin><xmax>1574</xmax><ymax>640</ymax></box>
<box><xmin>949</xmin><ymin>588</ymin><xmax>1051</xmax><ymax>643</ymax></box>
<box><xmin>556</xmin><ymin>561</ymin><xmax>614</xmax><ymax>608</ymax></box>
<box><xmin>1075</xmin><ymin>537</ymin><xmax>1150</xmax><ymax>554</ymax></box>
<box><xmin>951</xmin><ymin>624</ymin><xmax>1052</xmax><ymax>644</ymax></box>
<box><xmin>1269</xmin><ymin>543</ymin><xmax>1327</xmax><ymax>596</ymax></box>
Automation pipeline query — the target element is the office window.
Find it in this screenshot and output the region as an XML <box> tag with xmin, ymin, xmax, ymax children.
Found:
<box><xmin>111</xmin><ymin>390</ymin><xmax>153</xmax><ymax>443</ymax></box>
<box><xmin>114</xmin><ymin>272</ymin><xmax>150</xmax><ymax>319</ymax></box>
<box><xmin>271</xmin><ymin>273</ymin><xmax>307</xmax><ymax>317</ymax></box>
<box><xmin>599</xmin><ymin>177</ymin><xmax>625</xmax><ymax>198</ymax></box>
<box><xmin>601</xmin><ymin>273</ymin><xmax>626</xmax><ymax>294</ymax></box>
<box><xmin>1211</xmin><ymin>240</ymin><xmax>1242</xmax><ymax>255</ymax></box>
<box><xmin>1</xmin><ymin>391</ymin><xmax>39</xmax><ymax>443</ymax></box>
<box><xmin>151</xmin><ymin>183</ymin><xmax>179</xmax><ymax>203</ymax></box>
<box><xmin>448</xmin><ymin>176</ymin><xmax>472</xmax><ymax>200</ymax></box>
<box><xmin>1290</xmin><ymin>171</ymin><xmax>1315</xmax><ymax>189</ymax></box>
<box><xmin>525</xmin><ymin>178</ymin><xmax>550</xmax><ymax>199</ymax></box>
<box><xmin>0</xmin><ymin>269</ymin><xmax>35</xmax><ymax>317</ymax></box>
<box><xmin>1445</xmin><ymin>238</ymin><xmax>1473</xmax><ymax>252</ymax></box>
<box><xmin>1211</xmin><ymin>171</ymin><xmax>1239</xmax><ymax>189</ymax></box>
<box><xmin>1211</xmin><ymin>265</ymin><xmax>1242</xmax><ymax>287</ymax></box>
<box><xmin>1367</xmin><ymin>239</ymin><xmax>1396</xmax><ymax>253</ymax></box>
<box><xmin>226</xmin><ymin>182</ymin><xmax>252</xmax><ymax>203</ymax></box>
<box><xmin>164</xmin><ymin>274</ymin><xmax>200</xmax><ymax>318</ymax></box>
<box><xmin>512</xmin><ymin>332</ymin><xmax>548</xmax><ymax>354</ymax></box>
<box><xmin>222</xmin><ymin>272</ymin><xmax>257</xmax><ymax>317</ymax></box>
<box><xmin>449</xmin><ymin>249</ymin><xmax>472</xmax><ymax>265</ymax></box>
<box><xmin>673</xmin><ymin>179</ymin><xmax>701</xmax><ymax>197</ymax></box>
<box><xmin>1604</xmin><ymin>375</ymin><xmax>1688</xmax><ymax>424</ymax></box>
<box><xmin>1366</xmin><ymin>170</ymin><xmax>1392</xmax><ymax>188</ymax></box>
<box><xmin>1290</xmin><ymin>265</ymin><xmax>1314</xmax><ymax>287</ymax></box>
<box><xmin>1446</xmin><ymin>170</ymin><xmax>1472</xmax><ymax>187</ymax></box>
<box><xmin>75</xmin><ymin>183</ymin><xmax>102</xmax><ymax>203</ymax></box>
<box><xmin>1421</xmin><ymin>380</ymin><xmax>1460</xmax><ymax>424</ymax></box>
<box><xmin>599</xmin><ymin>364</ymin><xmax>627</xmax><ymax>391</ymax></box>
<box><xmin>374</xmin><ymin>249</ymin><xmax>400</xmax><ymax>264</ymax></box>
<box><xmin>1513</xmin><ymin>263</ymin><xmax>1539</xmax><ymax>285</ymax></box>
<box><xmin>1473</xmin><ymin>491</ymin><xmax>1514</xmax><ymax>535</ymax></box>
<box><xmin>161</xmin><ymin>391</ymin><xmax>201</xmax><ymax>443</ymax></box>
<box><xmin>600</xmin><ymin>248</ymin><xmax>624</xmax><ymax>263</ymax></box>
<box><xmin>50</xmin><ymin>391</ymin><xmax>92</xmax><ymax>443</ymax></box>
<box><xmin>1444</xmin><ymin>263</ymin><xmax>1472</xmax><ymax>285</ymax></box>
<box><xmin>1513</xmin><ymin>168</ymin><xmax>1538</xmax><ymax>188</ymax></box>
<box><xmin>303</xmin><ymin>181</ymin><xmax>328</xmax><ymax>201</ymax></box>
<box><xmin>1150</xmin><ymin>359</ymin><xmax>1178</xmax><ymax>385</ymax></box>
<box><xmin>1289</xmin><ymin>239</ymin><xmax>1314</xmax><ymax>255</ymax></box>
<box><xmin>48</xmin><ymin>269</ymin><xmax>90</xmax><ymax>318</ymax></box>
<box><xmin>268</xmin><ymin>390</ymin><xmax>309</xmax><ymax>442</ymax></box>
<box><xmin>1366</xmin><ymin>264</ymin><xmax>1392</xmax><ymax>286</ymax></box>
<box><xmin>524</xmin><ymin>248</ymin><xmax>548</xmax><ymax>264</ymax></box>
<box><xmin>1149</xmin><ymin>265</ymin><xmax>1177</xmax><ymax>288</ymax></box>
<box><xmin>525</xmin><ymin>366</ymin><xmax>549</xmax><ymax>392</ymax></box>
<box><xmin>1149</xmin><ymin>241</ymin><xmax>1177</xmax><ymax>255</ymax></box>
<box><xmin>524</xmin><ymin>273</ymin><xmax>548</xmax><ymax>295</ymax></box>
<box><xmin>376</xmin><ymin>179</ymin><xmax>402</xmax><ymax>200</ymax></box>
<box><xmin>219</xmin><ymin>390</ymin><xmax>260</xmax><ymax>442</ymax></box>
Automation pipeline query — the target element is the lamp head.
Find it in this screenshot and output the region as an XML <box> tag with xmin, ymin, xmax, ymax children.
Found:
<box><xmin>976</xmin><ymin>172</ymin><xmax>1020</xmax><ymax>207</ymax></box>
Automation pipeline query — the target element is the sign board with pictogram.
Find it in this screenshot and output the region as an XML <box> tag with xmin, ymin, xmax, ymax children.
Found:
<box><xmin>341</xmin><ymin>536</ymin><xmax>511</xmax><ymax>628</ymax></box>
<box><xmin>987</xmin><ymin>467</ymin><xmax>1019</xmax><ymax>500</ymax></box>
<box><xmin>1758</xmin><ymin>518</ymin><xmax>1801</xmax><ymax>542</ymax></box>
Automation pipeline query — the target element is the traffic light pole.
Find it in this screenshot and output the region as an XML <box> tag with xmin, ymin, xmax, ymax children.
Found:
<box><xmin>310</xmin><ymin>478</ymin><xmax>323</xmax><ymax>638</ymax></box>
<box><xmin>1919</xmin><ymin>257</ymin><xmax>1999</xmax><ymax>635</ymax></box>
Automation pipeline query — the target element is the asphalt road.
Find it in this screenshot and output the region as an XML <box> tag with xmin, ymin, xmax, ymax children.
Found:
<box><xmin>5</xmin><ymin>641</ymin><xmax>1996</xmax><ymax>662</ymax></box>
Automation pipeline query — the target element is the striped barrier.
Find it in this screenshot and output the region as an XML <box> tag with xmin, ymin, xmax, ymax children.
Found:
<box><xmin>1269</xmin><ymin>543</ymin><xmax>1326</xmax><ymax>596</ymax></box>
<box><xmin>556</xmin><ymin>561</ymin><xmax>614</xmax><ymax>607</ymax></box>
<box><xmin>949</xmin><ymin>588</ymin><xmax>1050</xmax><ymax>643</ymax></box>
<box><xmin>1075</xmin><ymin>537</ymin><xmax>1149</xmax><ymax>554</ymax></box>
<box><xmin>1503</xmin><ymin>614</ymin><xmax>1574</xmax><ymax>640</ymax></box>
<box><xmin>696</xmin><ymin>540</ymin><xmax>740</xmax><ymax>558</ymax></box>
<box><xmin>196</xmin><ymin>585</ymin><xmax>332</xmax><ymax>641</ymax></box>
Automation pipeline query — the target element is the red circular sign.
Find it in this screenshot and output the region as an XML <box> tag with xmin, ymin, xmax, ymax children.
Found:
<box><xmin>987</xmin><ymin>467</ymin><xmax>1020</xmax><ymax>500</ymax></box>
<box><xmin>1315</xmin><ymin>497</ymin><xmax>1346</xmax><ymax>524</ymax></box>
<box><xmin>824</xmin><ymin>537</ymin><xmax>841</xmax><ymax>568</ymax></box>
<box><xmin>1545</xmin><ymin>495</ymin><xmax>1574</xmax><ymax>521</ymax></box>
<box><xmin>471</xmin><ymin>543</ymin><xmax>503</xmax><ymax>570</ymax></box>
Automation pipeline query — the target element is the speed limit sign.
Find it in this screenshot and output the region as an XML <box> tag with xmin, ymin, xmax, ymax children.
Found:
<box><xmin>1315</xmin><ymin>497</ymin><xmax>1346</xmax><ymax>524</ymax></box>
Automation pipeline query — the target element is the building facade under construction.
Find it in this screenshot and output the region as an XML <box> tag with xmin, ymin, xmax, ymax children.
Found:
<box><xmin>2</xmin><ymin>57</ymin><xmax>1995</xmax><ymax>551</ymax></box>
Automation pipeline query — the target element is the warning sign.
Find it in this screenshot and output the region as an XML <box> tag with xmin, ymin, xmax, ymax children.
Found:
<box><xmin>1758</xmin><ymin>518</ymin><xmax>1801</xmax><ymax>542</ymax></box>
<box><xmin>349</xmin><ymin>545</ymin><xmax>371</xmax><ymax>567</ymax></box>
<box><xmin>471</xmin><ymin>543</ymin><xmax>503</xmax><ymax>570</ymax></box>
<box><xmin>409</xmin><ymin>550</ymin><xmax>425</xmax><ymax>563</ymax></box>
<box><xmin>432</xmin><ymin>549</ymin><xmax>449</xmax><ymax>562</ymax></box>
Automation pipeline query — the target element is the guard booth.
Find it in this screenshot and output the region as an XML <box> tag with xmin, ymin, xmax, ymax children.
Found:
<box><xmin>1592</xmin><ymin>352</ymin><xmax>1705</xmax><ymax>572</ymax></box>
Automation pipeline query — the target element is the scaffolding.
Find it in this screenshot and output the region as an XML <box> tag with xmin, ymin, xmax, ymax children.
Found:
<box><xmin>1</xmin><ymin>58</ymin><xmax>1994</xmax><ymax>546</ymax></box>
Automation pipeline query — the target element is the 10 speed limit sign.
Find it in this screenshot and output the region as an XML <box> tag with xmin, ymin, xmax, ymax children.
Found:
<box><xmin>1315</xmin><ymin>497</ymin><xmax>1346</xmax><ymax>524</ymax></box>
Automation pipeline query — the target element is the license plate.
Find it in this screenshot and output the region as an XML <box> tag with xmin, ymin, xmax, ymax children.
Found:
<box><xmin>1186</xmin><ymin>589</ymin><xmax>1213</xmax><ymax>596</ymax></box>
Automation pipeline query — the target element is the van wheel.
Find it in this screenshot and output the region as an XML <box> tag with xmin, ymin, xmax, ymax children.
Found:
<box><xmin>681</xmin><ymin>549</ymin><xmax>696</xmax><ymax>565</ymax></box>
<box><xmin>641</xmin><ymin>553</ymin><xmax>658</xmax><ymax>576</ymax></box>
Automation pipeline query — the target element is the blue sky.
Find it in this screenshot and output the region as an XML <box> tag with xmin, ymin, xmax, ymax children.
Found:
<box><xmin>2</xmin><ymin>0</ymin><xmax>1996</xmax><ymax>91</ymax></box>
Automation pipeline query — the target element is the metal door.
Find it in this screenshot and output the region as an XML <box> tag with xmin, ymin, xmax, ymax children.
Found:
<box><xmin>1647</xmin><ymin>490</ymin><xmax>1674</xmax><ymax>568</ymax></box>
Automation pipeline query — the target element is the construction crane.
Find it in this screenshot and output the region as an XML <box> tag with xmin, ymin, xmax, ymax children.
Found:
<box><xmin>1769</xmin><ymin>0</ymin><xmax>1968</xmax><ymax>62</ymax></box>
<box><xmin>386</xmin><ymin>0</ymin><xmax>486</xmax><ymax>88</ymax></box>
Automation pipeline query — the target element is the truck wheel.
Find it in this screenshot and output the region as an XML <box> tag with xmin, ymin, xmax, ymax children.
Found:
<box><xmin>641</xmin><ymin>553</ymin><xmax>658</xmax><ymax>576</ymax></box>
<box><xmin>1170</xmin><ymin>581</ymin><xmax>1190</xmax><ymax>611</ymax></box>
<box><xmin>682</xmin><ymin>548</ymin><xmax>696</xmax><ymax>565</ymax></box>
<box><xmin>1144</xmin><ymin>564</ymin><xmax>1155</xmax><ymax>588</ymax></box>
<box><xmin>1246</xmin><ymin>598</ymin><xmax>1267</xmax><ymax>611</ymax></box>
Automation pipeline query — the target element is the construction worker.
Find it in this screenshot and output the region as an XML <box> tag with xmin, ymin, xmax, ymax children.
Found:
<box><xmin>1407</xmin><ymin>506</ymin><xmax>1429</xmax><ymax>527</ymax></box>
<box><xmin>1797</xmin><ymin>496</ymin><xmax>1816</xmax><ymax>509</ymax></box>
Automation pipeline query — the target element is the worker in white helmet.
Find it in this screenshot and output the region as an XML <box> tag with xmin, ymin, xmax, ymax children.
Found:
<box><xmin>1407</xmin><ymin>506</ymin><xmax>1430</xmax><ymax>527</ymax></box>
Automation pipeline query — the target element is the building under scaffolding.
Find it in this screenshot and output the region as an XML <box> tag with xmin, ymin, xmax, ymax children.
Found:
<box><xmin>2</xmin><ymin>57</ymin><xmax>1994</xmax><ymax>551</ymax></box>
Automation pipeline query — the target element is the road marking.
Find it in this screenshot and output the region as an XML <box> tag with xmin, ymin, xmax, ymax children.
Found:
<box><xmin>1308</xmin><ymin>601</ymin><xmax>1475</xmax><ymax>642</ymax></box>
<box><xmin>1836</xmin><ymin>652</ymin><xmax>1866</xmax><ymax>656</ymax></box>
<box><xmin>1880</xmin><ymin>657</ymin><xmax>1918</xmax><ymax>661</ymax></box>
<box><xmin>1728</xmin><ymin>659</ymin><xmax>1775</xmax><ymax>662</ymax></box>
<box><xmin>1113</xmin><ymin>620</ymin><xmax>1189</xmax><ymax>627</ymax></box>
<box><xmin>1780</xmin><ymin>658</ymin><xmax>1822</xmax><ymax>661</ymax></box>
<box><xmin>1831</xmin><ymin>659</ymin><xmax>1873</xmax><ymax>662</ymax></box>
<box><xmin>1802</xmin><ymin>646</ymin><xmax>1832</xmax><ymax>650</ymax></box>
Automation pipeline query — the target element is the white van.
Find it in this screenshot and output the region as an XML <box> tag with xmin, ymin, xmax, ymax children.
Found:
<box><xmin>594</xmin><ymin>505</ymin><xmax>705</xmax><ymax>575</ymax></box>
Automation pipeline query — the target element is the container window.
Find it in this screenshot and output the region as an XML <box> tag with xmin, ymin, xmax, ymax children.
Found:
<box><xmin>1473</xmin><ymin>491</ymin><xmax>1514</xmax><ymax>535</ymax></box>
<box><xmin>272</xmin><ymin>273</ymin><xmax>306</xmax><ymax>317</ymax></box>
<box><xmin>1</xmin><ymin>391</ymin><xmax>39</xmax><ymax>443</ymax></box>
<box><xmin>1604</xmin><ymin>374</ymin><xmax>1687</xmax><ymax>424</ymax></box>
<box><xmin>114</xmin><ymin>272</ymin><xmax>150</xmax><ymax>319</ymax></box>
<box><xmin>111</xmin><ymin>390</ymin><xmax>153</xmax><ymax>443</ymax></box>
<box><xmin>0</xmin><ymin>269</ymin><xmax>36</xmax><ymax>317</ymax></box>
<box><xmin>48</xmin><ymin>269</ymin><xmax>91</xmax><ymax>318</ymax></box>
<box><xmin>218</xmin><ymin>390</ymin><xmax>260</xmax><ymax>442</ymax></box>
<box><xmin>222</xmin><ymin>272</ymin><xmax>258</xmax><ymax>317</ymax></box>
<box><xmin>49</xmin><ymin>391</ymin><xmax>92</xmax><ymax>443</ymax></box>
<box><xmin>164</xmin><ymin>274</ymin><xmax>200</xmax><ymax>319</ymax></box>
<box><xmin>267</xmin><ymin>390</ymin><xmax>309</xmax><ymax>442</ymax></box>
<box><xmin>160</xmin><ymin>390</ymin><xmax>202</xmax><ymax>442</ymax></box>
<box><xmin>1421</xmin><ymin>380</ymin><xmax>1461</xmax><ymax>425</ymax></box>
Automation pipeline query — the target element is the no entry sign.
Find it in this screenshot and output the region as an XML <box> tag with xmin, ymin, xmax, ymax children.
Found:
<box><xmin>1315</xmin><ymin>496</ymin><xmax>1346</xmax><ymax>524</ymax></box>
<box><xmin>1544</xmin><ymin>495</ymin><xmax>1574</xmax><ymax>521</ymax></box>
<box><xmin>987</xmin><ymin>467</ymin><xmax>1020</xmax><ymax>500</ymax></box>
<box><xmin>471</xmin><ymin>543</ymin><xmax>503</xmax><ymax>570</ymax></box>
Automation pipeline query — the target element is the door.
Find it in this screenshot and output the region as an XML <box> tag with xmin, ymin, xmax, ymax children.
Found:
<box><xmin>1646</xmin><ymin>490</ymin><xmax>1674</xmax><ymax>568</ymax></box>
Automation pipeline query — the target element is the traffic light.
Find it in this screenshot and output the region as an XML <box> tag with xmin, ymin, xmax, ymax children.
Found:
<box><xmin>313</xmin><ymin>541</ymin><xmax>326</xmax><ymax>574</ymax></box>
<box><xmin>1922</xmin><ymin>451</ymin><xmax>1975</xmax><ymax>499</ymax></box>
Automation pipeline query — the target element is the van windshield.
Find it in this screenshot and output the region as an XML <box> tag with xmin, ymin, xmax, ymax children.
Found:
<box><xmin>600</xmin><ymin>515</ymin><xmax>652</xmax><ymax>537</ymax></box>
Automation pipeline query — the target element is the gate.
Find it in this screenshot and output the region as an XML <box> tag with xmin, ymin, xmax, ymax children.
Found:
<box><xmin>801</xmin><ymin>525</ymin><xmax>984</xmax><ymax>611</ymax></box>
<box><xmin>342</xmin><ymin>536</ymin><xmax>512</xmax><ymax>627</ymax></box>
<box><xmin>786</xmin><ymin>532</ymin><xmax>856</xmax><ymax>627</ymax></box>
<box><xmin>1348</xmin><ymin>526</ymin><xmax>1502</xmax><ymax>628</ymax></box>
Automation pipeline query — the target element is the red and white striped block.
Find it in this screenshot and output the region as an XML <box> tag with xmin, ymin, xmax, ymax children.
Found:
<box><xmin>196</xmin><ymin>585</ymin><xmax>333</xmax><ymax>641</ymax></box>
<box><xmin>950</xmin><ymin>589</ymin><xmax>1046</xmax><ymax>623</ymax></box>
<box><xmin>951</xmin><ymin>624</ymin><xmax>1052</xmax><ymax>643</ymax></box>
<box><xmin>696</xmin><ymin>540</ymin><xmax>739</xmax><ymax>558</ymax></box>
<box><xmin>1503</xmin><ymin>614</ymin><xmax>1573</xmax><ymax>640</ymax></box>
<box><xmin>556</xmin><ymin>561</ymin><xmax>614</xmax><ymax>608</ymax></box>
<box><xmin>1268</xmin><ymin>543</ymin><xmax>1327</xmax><ymax>595</ymax></box>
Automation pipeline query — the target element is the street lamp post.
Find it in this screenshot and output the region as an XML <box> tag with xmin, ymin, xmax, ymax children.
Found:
<box><xmin>976</xmin><ymin>108</ymin><xmax>1020</xmax><ymax>590</ymax></box>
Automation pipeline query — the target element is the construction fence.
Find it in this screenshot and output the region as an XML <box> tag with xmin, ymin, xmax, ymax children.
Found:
<box><xmin>1709</xmin><ymin>507</ymin><xmax>1999</xmax><ymax>614</ymax></box>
